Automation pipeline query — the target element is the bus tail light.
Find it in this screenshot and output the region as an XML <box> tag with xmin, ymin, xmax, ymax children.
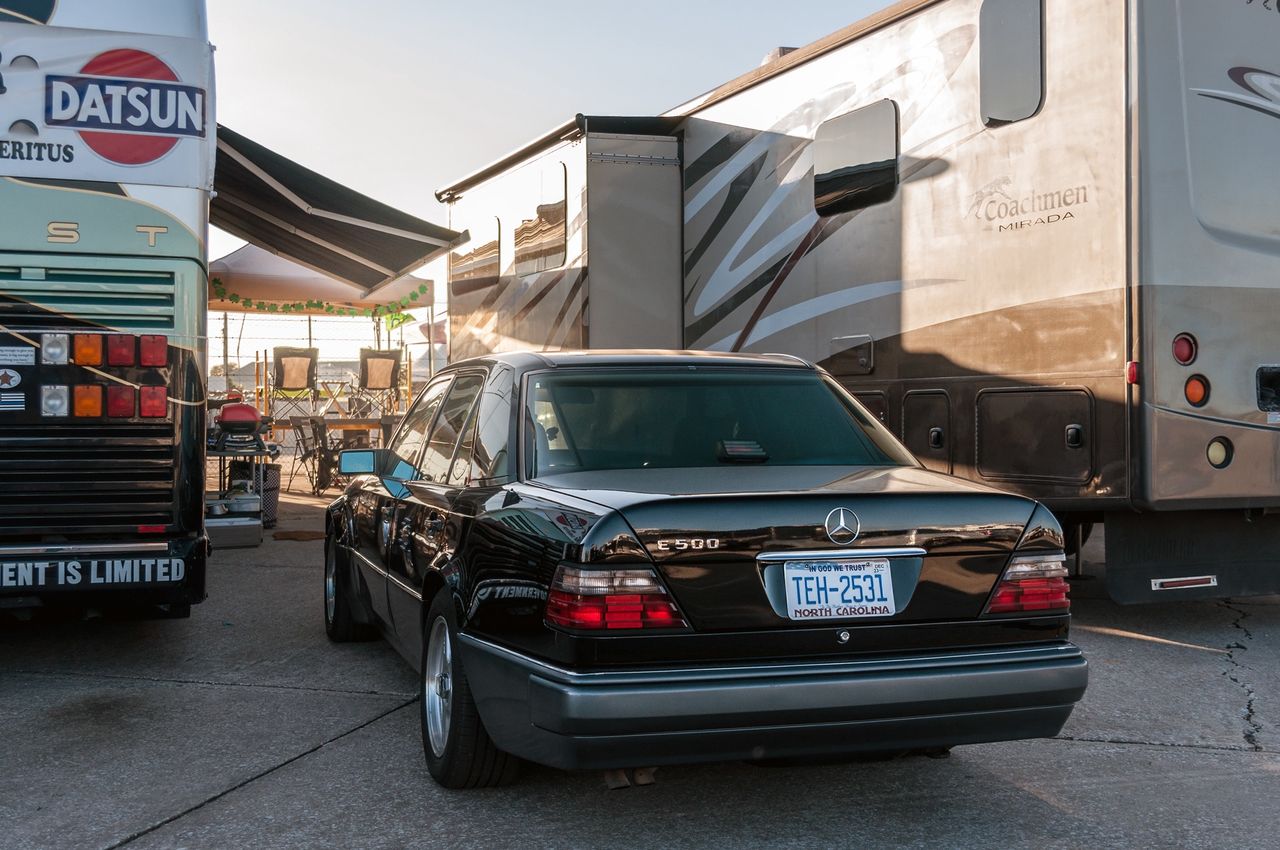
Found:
<box><xmin>73</xmin><ymin>384</ymin><xmax>103</xmax><ymax>417</ymax></box>
<box><xmin>41</xmin><ymin>384</ymin><xmax>69</xmax><ymax>417</ymax></box>
<box><xmin>107</xmin><ymin>334</ymin><xmax>136</xmax><ymax>366</ymax></box>
<box><xmin>41</xmin><ymin>334</ymin><xmax>70</xmax><ymax>365</ymax></box>
<box><xmin>139</xmin><ymin>335</ymin><xmax>168</xmax><ymax>367</ymax></box>
<box><xmin>107</xmin><ymin>385</ymin><xmax>136</xmax><ymax>418</ymax></box>
<box><xmin>73</xmin><ymin>334</ymin><xmax>104</xmax><ymax>366</ymax></box>
<box><xmin>139</xmin><ymin>386</ymin><xmax>168</xmax><ymax>418</ymax></box>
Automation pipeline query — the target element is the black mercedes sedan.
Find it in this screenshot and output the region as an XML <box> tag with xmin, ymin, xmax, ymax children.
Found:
<box><xmin>323</xmin><ymin>351</ymin><xmax>1087</xmax><ymax>788</ymax></box>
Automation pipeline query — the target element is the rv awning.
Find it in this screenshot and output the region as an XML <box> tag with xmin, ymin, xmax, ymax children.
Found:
<box><xmin>209</xmin><ymin>244</ymin><xmax>432</xmax><ymax>315</ymax></box>
<box><xmin>213</xmin><ymin>125</ymin><xmax>466</xmax><ymax>296</ymax></box>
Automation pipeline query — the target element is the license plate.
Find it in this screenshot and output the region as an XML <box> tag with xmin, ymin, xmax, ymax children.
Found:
<box><xmin>783</xmin><ymin>559</ymin><xmax>895</xmax><ymax>620</ymax></box>
<box><xmin>0</xmin><ymin>558</ymin><xmax>186</xmax><ymax>591</ymax></box>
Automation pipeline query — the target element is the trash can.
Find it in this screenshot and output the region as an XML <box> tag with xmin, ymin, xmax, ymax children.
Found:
<box><xmin>227</xmin><ymin>460</ymin><xmax>282</xmax><ymax>528</ymax></box>
<box><xmin>260</xmin><ymin>462</ymin><xmax>282</xmax><ymax>528</ymax></box>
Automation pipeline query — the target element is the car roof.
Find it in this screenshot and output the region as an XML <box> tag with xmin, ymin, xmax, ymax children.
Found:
<box><xmin>442</xmin><ymin>349</ymin><xmax>816</xmax><ymax>373</ymax></box>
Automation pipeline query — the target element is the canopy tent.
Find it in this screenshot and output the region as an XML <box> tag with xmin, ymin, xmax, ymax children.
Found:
<box><xmin>209</xmin><ymin>244</ymin><xmax>432</xmax><ymax>316</ymax></box>
<box><xmin>212</xmin><ymin>124</ymin><xmax>466</xmax><ymax>299</ymax></box>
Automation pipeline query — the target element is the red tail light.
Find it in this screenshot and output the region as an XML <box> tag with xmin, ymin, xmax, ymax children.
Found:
<box><xmin>107</xmin><ymin>385</ymin><xmax>136</xmax><ymax>418</ymax></box>
<box><xmin>985</xmin><ymin>553</ymin><xmax>1070</xmax><ymax>615</ymax></box>
<box><xmin>1172</xmin><ymin>333</ymin><xmax>1198</xmax><ymax>366</ymax></box>
<box><xmin>139</xmin><ymin>335</ymin><xmax>168</xmax><ymax>367</ymax></box>
<box><xmin>546</xmin><ymin>565</ymin><xmax>688</xmax><ymax>630</ymax></box>
<box><xmin>107</xmin><ymin>334</ymin><xmax>136</xmax><ymax>366</ymax></box>
<box><xmin>139</xmin><ymin>386</ymin><xmax>168</xmax><ymax>418</ymax></box>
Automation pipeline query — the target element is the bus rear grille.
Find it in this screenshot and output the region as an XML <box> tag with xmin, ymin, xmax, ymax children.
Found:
<box><xmin>0</xmin><ymin>423</ymin><xmax>176</xmax><ymax>530</ymax></box>
<box><xmin>0</xmin><ymin>267</ymin><xmax>177</xmax><ymax>332</ymax></box>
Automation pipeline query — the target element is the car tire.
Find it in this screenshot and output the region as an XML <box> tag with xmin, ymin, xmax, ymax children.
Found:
<box><xmin>421</xmin><ymin>589</ymin><xmax>519</xmax><ymax>789</ymax></box>
<box><xmin>324</xmin><ymin>536</ymin><xmax>376</xmax><ymax>642</ymax></box>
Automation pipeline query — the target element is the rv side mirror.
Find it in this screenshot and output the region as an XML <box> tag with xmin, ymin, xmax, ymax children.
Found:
<box><xmin>339</xmin><ymin>448</ymin><xmax>387</xmax><ymax>475</ymax></box>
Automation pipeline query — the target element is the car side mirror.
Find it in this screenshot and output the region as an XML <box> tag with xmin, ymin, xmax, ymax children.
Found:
<box><xmin>340</xmin><ymin>448</ymin><xmax>390</xmax><ymax>475</ymax></box>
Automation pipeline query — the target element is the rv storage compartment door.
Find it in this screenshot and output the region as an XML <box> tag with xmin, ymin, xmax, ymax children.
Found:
<box><xmin>976</xmin><ymin>388</ymin><xmax>1093</xmax><ymax>485</ymax></box>
<box><xmin>902</xmin><ymin>391</ymin><xmax>951</xmax><ymax>474</ymax></box>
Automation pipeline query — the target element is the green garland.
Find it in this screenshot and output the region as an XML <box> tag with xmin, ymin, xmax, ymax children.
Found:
<box><xmin>210</xmin><ymin>277</ymin><xmax>431</xmax><ymax>319</ymax></box>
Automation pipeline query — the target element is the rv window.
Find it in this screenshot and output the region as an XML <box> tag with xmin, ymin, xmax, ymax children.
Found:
<box><xmin>514</xmin><ymin>163</ymin><xmax>568</xmax><ymax>277</ymax></box>
<box><xmin>980</xmin><ymin>0</ymin><xmax>1044</xmax><ymax>125</ymax></box>
<box><xmin>450</xmin><ymin>217</ymin><xmax>500</xmax><ymax>285</ymax></box>
<box><xmin>813</xmin><ymin>99</ymin><xmax>900</xmax><ymax>216</ymax></box>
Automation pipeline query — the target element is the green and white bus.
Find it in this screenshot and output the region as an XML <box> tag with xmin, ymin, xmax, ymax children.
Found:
<box><xmin>0</xmin><ymin>1</ymin><xmax>213</xmax><ymax>616</ymax></box>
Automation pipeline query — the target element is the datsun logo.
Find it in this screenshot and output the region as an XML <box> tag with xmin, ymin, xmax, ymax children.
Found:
<box><xmin>44</xmin><ymin>49</ymin><xmax>206</xmax><ymax>166</ymax></box>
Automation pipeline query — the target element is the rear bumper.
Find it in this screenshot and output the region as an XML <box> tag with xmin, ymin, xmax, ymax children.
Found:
<box><xmin>458</xmin><ymin>636</ymin><xmax>1088</xmax><ymax>770</ymax></box>
<box><xmin>0</xmin><ymin>536</ymin><xmax>207</xmax><ymax>609</ymax></box>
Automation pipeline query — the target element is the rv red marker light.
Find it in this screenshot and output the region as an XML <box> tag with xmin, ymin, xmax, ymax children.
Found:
<box><xmin>107</xmin><ymin>334</ymin><xmax>136</xmax><ymax>366</ymax></box>
<box><xmin>1185</xmin><ymin>375</ymin><xmax>1210</xmax><ymax>407</ymax></box>
<box><xmin>1172</xmin><ymin>333</ymin><xmax>1197</xmax><ymax>366</ymax></box>
<box><xmin>139</xmin><ymin>335</ymin><xmax>168</xmax><ymax>367</ymax></box>
<box><xmin>107</xmin><ymin>385</ymin><xmax>136</xmax><ymax>418</ymax></box>
<box><xmin>1126</xmin><ymin>361</ymin><xmax>1140</xmax><ymax>384</ymax></box>
<box><xmin>139</xmin><ymin>386</ymin><xmax>168</xmax><ymax>417</ymax></box>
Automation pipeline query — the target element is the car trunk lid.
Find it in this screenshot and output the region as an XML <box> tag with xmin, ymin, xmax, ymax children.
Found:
<box><xmin>536</xmin><ymin>466</ymin><xmax>1036</xmax><ymax>631</ymax></box>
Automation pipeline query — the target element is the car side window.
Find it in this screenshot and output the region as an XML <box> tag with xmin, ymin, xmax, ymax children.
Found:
<box><xmin>420</xmin><ymin>373</ymin><xmax>484</xmax><ymax>484</ymax></box>
<box><xmin>448</xmin><ymin>399</ymin><xmax>481</xmax><ymax>487</ymax></box>
<box><xmin>385</xmin><ymin>377</ymin><xmax>450</xmax><ymax>480</ymax></box>
<box><xmin>471</xmin><ymin>366</ymin><xmax>515</xmax><ymax>483</ymax></box>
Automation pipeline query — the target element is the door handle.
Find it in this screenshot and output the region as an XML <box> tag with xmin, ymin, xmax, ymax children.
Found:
<box><xmin>928</xmin><ymin>427</ymin><xmax>945</xmax><ymax>450</ymax></box>
<box><xmin>1065</xmin><ymin>424</ymin><xmax>1085</xmax><ymax>450</ymax></box>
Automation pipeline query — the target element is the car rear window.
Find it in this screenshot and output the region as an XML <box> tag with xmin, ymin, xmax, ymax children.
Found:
<box><xmin>525</xmin><ymin>369</ymin><xmax>914</xmax><ymax>476</ymax></box>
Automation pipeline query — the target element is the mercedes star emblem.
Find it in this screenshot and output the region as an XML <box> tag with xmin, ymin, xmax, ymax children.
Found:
<box><xmin>825</xmin><ymin>507</ymin><xmax>860</xmax><ymax>545</ymax></box>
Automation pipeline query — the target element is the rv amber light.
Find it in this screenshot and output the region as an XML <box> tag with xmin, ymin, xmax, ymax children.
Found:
<box><xmin>41</xmin><ymin>333</ymin><xmax>70</xmax><ymax>365</ymax></box>
<box><xmin>1172</xmin><ymin>333</ymin><xmax>1198</xmax><ymax>366</ymax></box>
<box><xmin>73</xmin><ymin>384</ymin><xmax>103</xmax><ymax>417</ymax></box>
<box><xmin>1207</xmin><ymin>437</ymin><xmax>1233</xmax><ymax>469</ymax></box>
<box><xmin>106</xmin><ymin>334</ymin><xmax>136</xmax><ymax>366</ymax></box>
<box><xmin>73</xmin><ymin>334</ymin><xmax>104</xmax><ymax>366</ymax></box>
<box><xmin>1185</xmin><ymin>375</ymin><xmax>1210</xmax><ymax>407</ymax></box>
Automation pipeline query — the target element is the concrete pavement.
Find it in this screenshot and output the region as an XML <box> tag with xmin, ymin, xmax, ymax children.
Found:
<box><xmin>2</xmin><ymin>494</ymin><xmax>1278</xmax><ymax>849</ymax></box>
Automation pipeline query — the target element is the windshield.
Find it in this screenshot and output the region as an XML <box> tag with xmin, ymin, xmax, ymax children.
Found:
<box><xmin>524</xmin><ymin>368</ymin><xmax>915</xmax><ymax>477</ymax></box>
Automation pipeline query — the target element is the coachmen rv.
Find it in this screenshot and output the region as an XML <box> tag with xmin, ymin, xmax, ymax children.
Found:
<box><xmin>436</xmin><ymin>0</ymin><xmax>1280</xmax><ymax>604</ymax></box>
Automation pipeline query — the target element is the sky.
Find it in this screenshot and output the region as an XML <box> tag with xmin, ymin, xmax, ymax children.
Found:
<box><xmin>205</xmin><ymin>0</ymin><xmax>894</xmax><ymax>363</ymax></box>
<box><xmin>207</xmin><ymin>0</ymin><xmax>892</xmax><ymax>253</ymax></box>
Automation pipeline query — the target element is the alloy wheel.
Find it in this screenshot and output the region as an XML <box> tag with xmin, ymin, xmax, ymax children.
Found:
<box><xmin>424</xmin><ymin>617</ymin><xmax>453</xmax><ymax>758</ymax></box>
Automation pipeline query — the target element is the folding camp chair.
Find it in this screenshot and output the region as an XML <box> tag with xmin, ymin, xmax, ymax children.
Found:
<box><xmin>285</xmin><ymin>416</ymin><xmax>322</xmax><ymax>494</ymax></box>
<box><xmin>271</xmin><ymin>347</ymin><xmax>319</xmax><ymax>422</ymax></box>
<box><xmin>309</xmin><ymin>417</ymin><xmax>342</xmax><ymax>493</ymax></box>
<box><xmin>350</xmin><ymin>348</ymin><xmax>403</xmax><ymax>416</ymax></box>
